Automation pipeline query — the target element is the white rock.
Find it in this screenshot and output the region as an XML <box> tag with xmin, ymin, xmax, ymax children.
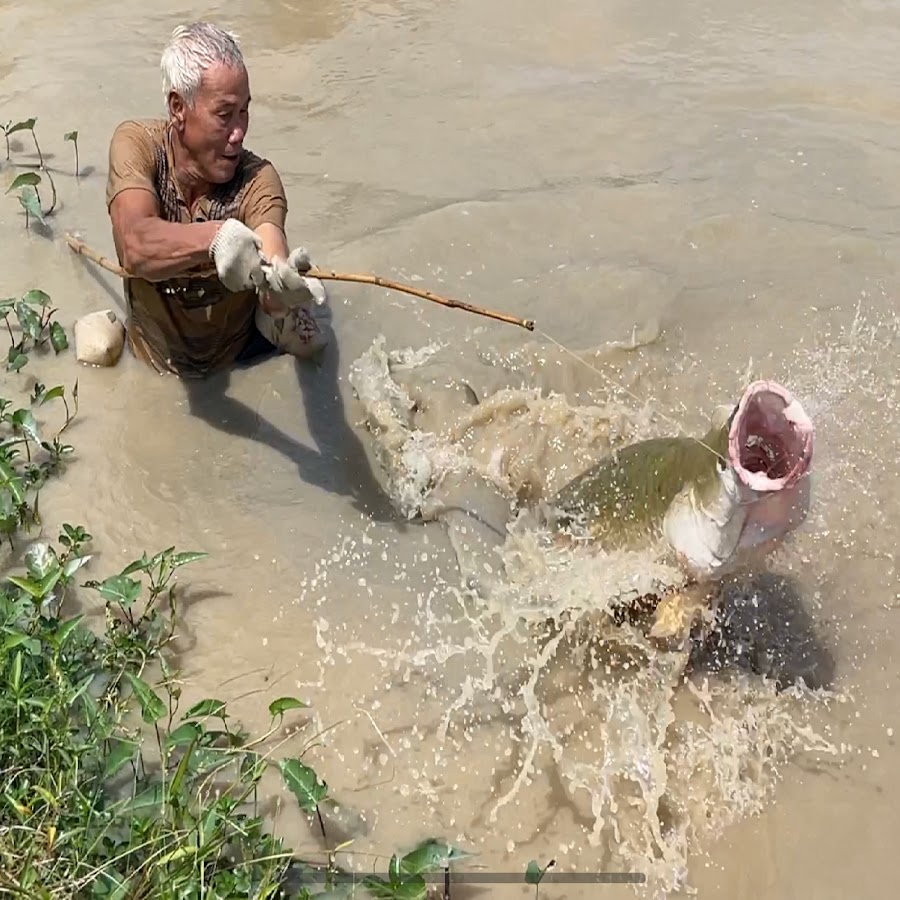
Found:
<box><xmin>74</xmin><ymin>309</ymin><xmax>126</xmax><ymax>367</ymax></box>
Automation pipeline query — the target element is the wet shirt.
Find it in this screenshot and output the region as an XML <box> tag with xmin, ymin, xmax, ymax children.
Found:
<box><xmin>105</xmin><ymin>118</ymin><xmax>287</xmax><ymax>377</ymax></box>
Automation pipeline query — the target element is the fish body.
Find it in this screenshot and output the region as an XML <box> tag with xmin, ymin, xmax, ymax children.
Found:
<box><xmin>550</xmin><ymin>381</ymin><xmax>815</xmax><ymax>584</ymax></box>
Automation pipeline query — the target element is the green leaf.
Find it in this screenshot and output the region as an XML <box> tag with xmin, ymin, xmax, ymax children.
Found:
<box><xmin>239</xmin><ymin>749</ymin><xmax>266</xmax><ymax>783</ymax></box>
<box><xmin>0</xmin><ymin>631</ymin><xmax>31</xmax><ymax>654</ymax></box>
<box><xmin>124</xmin><ymin>671</ymin><xmax>167</xmax><ymax>724</ymax></box>
<box><xmin>362</xmin><ymin>875</ymin><xmax>427</xmax><ymax>900</ymax></box>
<box><xmin>268</xmin><ymin>696</ymin><xmax>308</xmax><ymax>718</ymax></box>
<box><xmin>54</xmin><ymin>615</ymin><xmax>84</xmax><ymax>649</ymax></box>
<box><xmin>0</xmin><ymin>461</ymin><xmax>25</xmax><ymax>505</ymax></box>
<box><xmin>104</xmin><ymin>737</ymin><xmax>139</xmax><ymax>778</ymax></box>
<box><xmin>95</xmin><ymin>574</ymin><xmax>142</xmax><ymax>608</ymax></box>
<box><xmin>6</xmin><ymin>118</ymin><xmax>36</xmax><ymax>135</ymax></box>
<box><xmin>21</xmin><ymin>289</ymin><xmax>51</xmax><ymax>307</ymax></box>
<box><xmin>7</xmin><ymin>350</ymin><xmax>28</xmax><ymax>371</ymax></box>
<box><xmin>525</xmin><ymin>860</ymin><xmax>546</xmax><ymax>885</ymax></box>
<box><xmin>5</xmin><ymin>171</ymin><xmax>40</xmax><ymax>193</ymax></box>
<box><xmin>399</xmin><ymin>839</ymin><xmax>472</xmax><ymax>876</ymax></box>
<box><xmin>49</xmin><ymin>321</ymin><xmax>68</xmax><ymax>353</ymax></box>
<box><xmin>120</xmin><ymin>554</ymin><xmax>150</xmax><ymax>576</ymax></box>
<box><xmin>25</xmin><ymin>541</ymin><xmax>58</xmax><ymax>580</ymax></box>
<box><xmin>166</xmin><ymin>722</ymin><xmax>202</xmax><ymax>748</ymax></box>
<box><xmin>15</xmin><ymin>301</ymin><xmax>41</xmax><ymax>340</ymax></box>
<box><xmin>6</xmin><ymin>574</ymin><xmax>44</xmax><ymax>599</ymax></box>
<box><xmin>63</xmin><ymin>554</ymin><xmax>92</xmax><ymax>578</ymax></box>
<box><xmin>279</xmin><ymin>758</ymin><xmax>328</xmax><ymax>813</ymax></box>
<box><xmin>37</xmin><ymin>385</ymin><xmax>65</xmax><ymax>405</ymax></box>
<box><xmin>183</xmin><ymin>698</ymin><xmax>227</xmax><ymax>720</ymax></box>
<box><xmin>68</xmin><ymin>672</ymin><xmax>95</xmax><ymax>705</ymax></box>
<box><xmin>11</xmin><ymin>408</ymin><xmax>39</xmax><ymax>441</ymax></box>
<box><xmin>171</xmin><ymin>551</ymin><xmax>207</xmax><ymax>568</ymax></box>
<box><xmin>18</xmin><ymin>185</ymin><xmax>44</xmax><ymax>224</ymax></box>
<box><xmin>64</xmin><ymin>131</ymin><xmax>78</xmax><ymax>142</ymax></box>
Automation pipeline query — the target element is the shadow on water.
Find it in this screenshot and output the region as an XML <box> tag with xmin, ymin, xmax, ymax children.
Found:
<box><xmin>183</xmin><ymin>316</ymin><xmax>398</xmax><ymax>524</ymax></box>
<box><xmin>689</xmin><ymin>569</ymin><xmax>837</xmax><ymax>692</ymax></box>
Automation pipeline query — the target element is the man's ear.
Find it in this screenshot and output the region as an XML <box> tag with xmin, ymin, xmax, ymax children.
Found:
<box><xmin>168</xmin><ymin>92</ymin><xmax>186</xmax><ymax>129</ymax></box>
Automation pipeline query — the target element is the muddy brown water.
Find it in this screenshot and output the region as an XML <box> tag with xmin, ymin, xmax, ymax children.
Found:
<box><xmin>2</xmin><ymin>0</ymin><xmax>899</xmax><ymax>897</ymax></box>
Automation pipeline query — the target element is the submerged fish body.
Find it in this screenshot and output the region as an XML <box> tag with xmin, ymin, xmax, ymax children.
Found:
<box><xmin>550</xmin><ymin>380</ymin><xmax>815</xmax><ymax>582</ymax></box>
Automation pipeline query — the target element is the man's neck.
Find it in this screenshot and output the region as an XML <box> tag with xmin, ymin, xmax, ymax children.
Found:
<box><xmin>169</xmin><ymin>127</ymin><xmax>209</xmax><ymax>210</ymax></box>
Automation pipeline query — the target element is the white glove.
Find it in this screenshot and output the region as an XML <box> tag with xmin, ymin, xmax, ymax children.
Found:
<box><xmin>263</xmin><ymin>247</ymin><xmax>328</xmax><ymax>308</ymax></box>
<box><xmin>209</xmin><ymin>219</ymin><xmax>266</xmax><ymax>292</ymax></box>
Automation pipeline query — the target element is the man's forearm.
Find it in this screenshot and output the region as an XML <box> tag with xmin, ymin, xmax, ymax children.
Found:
<box><xmin>119</xmin><ymin>218</ymin><xmax>221</xmax><ymax>282</ymax></box>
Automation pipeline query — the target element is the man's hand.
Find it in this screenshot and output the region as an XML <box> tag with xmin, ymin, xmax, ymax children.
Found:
<box><xmin>209</xmin><ymin>219</ymin><xmax>267</xmax><ymax>292</ymax></box>
<box><xmin>263</xmin><ymin>247</ymin><xmax>328</xmax><ymax>308</ymax></box>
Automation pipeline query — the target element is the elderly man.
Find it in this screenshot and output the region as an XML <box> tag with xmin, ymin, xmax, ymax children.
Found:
<box><xmin>106</xmin><ymin>21</ymin><xmax>326</xmax><ymax>377</ymax></box>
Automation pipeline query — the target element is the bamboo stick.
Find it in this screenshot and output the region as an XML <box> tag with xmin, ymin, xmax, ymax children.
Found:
<box><xmin>64</xmin><ymin>232</ymin><xmax>535</xmax><ymax>332</ymax></box>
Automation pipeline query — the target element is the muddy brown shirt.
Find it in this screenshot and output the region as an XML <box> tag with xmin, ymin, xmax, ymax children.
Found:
<box><xmin>105</xmin><ymin>118</ymin><xmax>288</xmax><ymax>377</ymax></box>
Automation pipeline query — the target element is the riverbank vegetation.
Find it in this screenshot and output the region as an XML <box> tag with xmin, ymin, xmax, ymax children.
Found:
<box><xmin>0</xmin><ymin>115</ymin><xmax>518</xmax><ymax>899</ymax></box>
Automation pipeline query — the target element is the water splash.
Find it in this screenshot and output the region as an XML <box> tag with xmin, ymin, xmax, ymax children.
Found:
<box><xmin>301</xmin><ymin>325</ymin><xmax>856</xmax><ymax>896</ymax></box>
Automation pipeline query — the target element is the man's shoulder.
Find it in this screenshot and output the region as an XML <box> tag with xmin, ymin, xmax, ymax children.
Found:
<box><xmin>239</xmin><ymin>147</ymin><xmax>281</xmax><ymax>182</ymax></box>
<box><xmin>110</xmin><ymin>118</ymin><xmax>167</xmax><ymax>146</ymax></box>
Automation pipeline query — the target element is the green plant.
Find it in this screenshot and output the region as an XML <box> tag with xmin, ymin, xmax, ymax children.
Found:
<box><xmin>525</xmin><ymin>858</ymin><xmax>555</xmax><ymax>898</ymax></box>
<box><xmin>65</xmin><ymin>130</ymin><xmax>79</xmax><ymax>177</ymax></box>
<box><xmin>3</xmin><ymin>117</ymin><xmax>60</xmax><ymax>226</ymax></box>
<box><xmin>5</xmin><ymin>116</ymin><xmax>43</xmax><ymax>166</ymax></box>
<box><xmin>0</xmin><ymin>531</ymin><xmax>469</xmax><ymax>898</ymax></box>
<box><xmin>2</xmin><ymin>288</ymin><xmax>69</xmax><ymax>369</ymax></box>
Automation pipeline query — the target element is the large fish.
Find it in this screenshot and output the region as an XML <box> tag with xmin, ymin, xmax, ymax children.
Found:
<box><xmin>549</xmin><ymin>380</ymin><xmax>815</xmax><ymax>642</ymax></box>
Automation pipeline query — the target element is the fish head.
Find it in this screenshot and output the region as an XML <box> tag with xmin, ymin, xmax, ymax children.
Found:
<box><xmin>664</xmin><ymin>380</ymin><xmax>815</xmax><ymax>577</ymax></box>
<box><xmin>727</xmin><ymin>379</ymin><xmax>815</xmax><ymax>552</ymax></box>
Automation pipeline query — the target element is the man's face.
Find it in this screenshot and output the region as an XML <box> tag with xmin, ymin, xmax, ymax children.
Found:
<box><xmin>172</xmin><ymin>62</ymin><xmax>251</xmax><ymax>184</ymax></box>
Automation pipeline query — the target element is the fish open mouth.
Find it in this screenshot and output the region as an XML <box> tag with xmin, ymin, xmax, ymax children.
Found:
<box><xmin>727</xmin><ymin>380</ymin><xmax>814</xmax><ymax>492</ymax></box>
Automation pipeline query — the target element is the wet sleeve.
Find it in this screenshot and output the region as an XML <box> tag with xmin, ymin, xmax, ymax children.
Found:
<box><xmin>105</xmin><ymin>120</ymin><xmax>159</xmax><ymax>209</ymax></box>
<box><xmin>241</xmin><ymin>161</ymin><xmax>288</xmax><ymax>233</ymax></box>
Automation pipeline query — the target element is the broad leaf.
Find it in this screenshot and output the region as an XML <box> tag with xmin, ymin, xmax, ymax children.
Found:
<box><xmin>64</xmin><ymin>131</ymin><xmax>78</xmax><ymax>142</ymax></box>
<box><xmin>14</xmin><ymin>302</ymin><xmax>41</xmax><ymax>341</ymax></box>
<box><xmin>6</xmin><ymin>574</ymin><xmax>44</xmax><ymax>599</ymax></box>
<box><xmin>49</xmin><ymin>321</ymin><xmax>68</xmax><ymax>353</ymax></box>
<box><xmin>37</xmin><ymin>385</ymin><xmax>65</xmax><ymax>405</ymax></box>
<box><xmin>279</xmin><ymin>758</ymin><xmax>328</xmax><ymax>813</ymax></box>
<box><xmin>399</xmin><ymin>839</ymin><xmax>473</xmax><ymax>875</ymax></box>
<box><xmin>11</xmin><ymin>408</ymin><xmax>39</xmax><ymax>442</ymax></box>
<box><xmin>104</xmin><ymin>737</ymin><xmax>139</xmax><ymax>778</ymax></box>
<box><xmin>6</xmin><ymin>118</ymin><xmax>36</xmax><ymax>135</ymax></box>
<box><xmin>5</xmin><ymin>171</ymin><xmax>40</xmax><ymax>193</ymax></box>
<box><xmin>166</xmin><ymin>722</ymin><xmax>202</xmax><ymax>748</ymax></box>
<box><xmin>183</xmin><ymin>698</ymin><xmax>227</xmax><ymax>720</ymax></box>
<box><xmin>25</xmin><ymin>541</ymin><xmax>58</xmax><ymax>580</ymax></box>
<box><xmin>95</xmin><ymin>575</ymin><xmax>142</xmax><ymax>608</ymax></box>
<box><xmin>268</xmin><ymin>696</ymin><xmax>308</xmax><ymax>718</ymax></box>
<box><xmin>21</xmin><ymin>288</ymin><xmax>51</xmax><ymax>307</ymax></box>
<box><xmin>171</xmin><ymin>551</ymin><xmax>208</xmax><ymax>568</ymax></box>
<box><xmin>18</xmin><ymin>185</ymin><xmax>44</xmax><ymax>224</ymax></box>
<box><xmin>124</xmin><ymin>671</ymin><xmax>167</xmax><ymax>724</ymax></box>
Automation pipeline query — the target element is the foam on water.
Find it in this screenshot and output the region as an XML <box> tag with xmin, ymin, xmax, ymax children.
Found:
<box><xmin>287</xmin><ymin>321</ymin><xmax>871</xmax><ymax>896</ymax></box>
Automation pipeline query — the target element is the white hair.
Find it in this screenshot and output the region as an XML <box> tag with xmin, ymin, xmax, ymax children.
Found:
<box><xmin>160</xmin><ymin>22</ymin><xmax>245</xmax><ymax>109</ymax></box>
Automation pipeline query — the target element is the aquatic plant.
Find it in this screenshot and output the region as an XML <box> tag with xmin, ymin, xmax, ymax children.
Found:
<box><xmin>1</xmin><ymin>287</ymin><xmax>472</xmax><ymax>898</ymax></box>
<box><xmin>2</xmin><ymin>116</ymin><xmax>66</xmax><ymax>227</ymax></box>
<box><xmin>525</xmin><ymin>858</ymin><xmax>555</xmax><ymax>898</ymax></box>
<box><xmin>64</xmin><ymin>130</ymin><xmax>79</xmax><ymax>177</ymax></box>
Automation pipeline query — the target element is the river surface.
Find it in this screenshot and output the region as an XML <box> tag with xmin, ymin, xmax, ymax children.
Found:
<box><xmin>2</xmin><ymin>0</ymin><xmax>899</xmax><ymax>897</ymax></box>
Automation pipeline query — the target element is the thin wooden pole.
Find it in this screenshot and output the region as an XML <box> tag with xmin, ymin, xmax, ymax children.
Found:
<box><xmin>64</xmin><ymin>233</ymin><xmax>535</xmax><ymax>332</ymax></box>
